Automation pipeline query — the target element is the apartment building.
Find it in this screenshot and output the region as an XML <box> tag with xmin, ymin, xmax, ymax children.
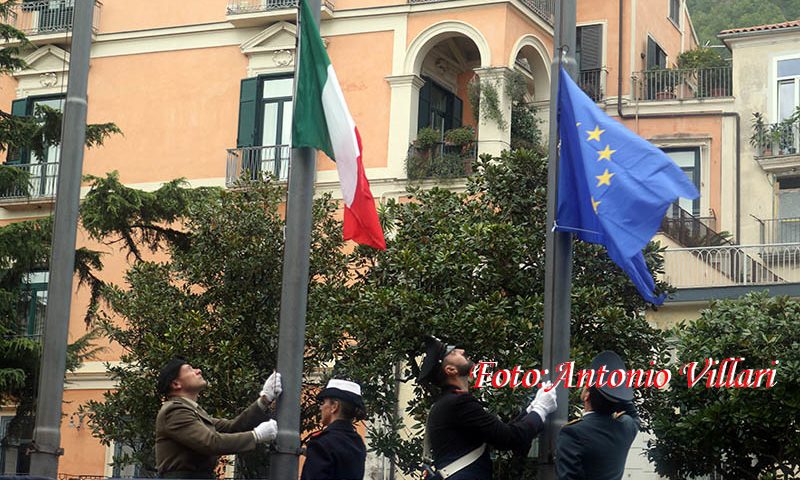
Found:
<box><xmin>0</xmin><ymin>0</ymin><xmax>722</xmax><ymax>477</ymax></box>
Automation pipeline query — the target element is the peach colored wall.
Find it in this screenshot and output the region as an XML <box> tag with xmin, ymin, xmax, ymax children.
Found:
<box><xmin>620</xmin><ymin>115</ymin><xmax>723</xmax><ymax>219</ymax></box>
<box><xmin>457</xmin><ymin>71</ymin><xmax>476</xmax><ymax>128</ymax></box>
<box><xmin>317</xmin><ymin>31</ymin><xmax>393</xmax><ymax>171</ymax></box>
<box><xmin>60</xmin><ymin>390</ymin><xmax>109</xmax><ymax>476</ymax></box>
<box><xmin>83</xmin><ymin>46</ymin><xmax>247</xmax><ymax>184</ymax></box>
<box><xmin>577</xmin><ymin>0</ymin><xmax>626</xmax><ymax>97</ymax></box>
<box><xmin>504</xmin><ymin>6</ymin><xmax>553</xmax><ymax>65</ymax></box>
<box><xmin>334</xmin><ymin>0</ymin><xmax>405</xmax><ymax>9</ymax></box>
<box><xmin>406</xmin><ymin>5</ymin><xmax>509</xmax><ymax>69</ymax></box>
<box><xmin>99</xmin><ymin>0</ymin><xmax>227</xmax><ymax>34</ymax></box>
<box><xmin>635</xmin><ymin>0</ymin><xmax>683</xmax><ymax>72</ymax></box>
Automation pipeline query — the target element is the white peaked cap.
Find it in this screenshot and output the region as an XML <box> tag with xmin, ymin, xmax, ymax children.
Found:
<box><xmin>325</xmin><ymin>379</ymin><xmax>362</xmax><ymax>396</ymax></box>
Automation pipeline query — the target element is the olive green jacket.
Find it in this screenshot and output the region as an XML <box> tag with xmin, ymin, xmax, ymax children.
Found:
<box><xmin>155</xmin><ymin>396</ymin><xmax>270</xmax><ymax>476</ymax></box>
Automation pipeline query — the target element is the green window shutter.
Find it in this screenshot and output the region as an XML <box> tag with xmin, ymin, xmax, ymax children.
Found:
<box><xmin>579</xmin><ymin>25</ymin><xmax>602</xmax><ymax>71</ymax></box>
<box><xmin>236</xmin><ymin>78</ymin><xmax>259</xmax><ymax>148</ymax></box>
<box><xmin>8</xmin><ymin>98</ymin><xmax>29</xmax><ymax>164</ymax></box>
<box><xmin>418</xmin><ymin>79</ymin><xmax>432</xmax><ymax>131</ymax></box>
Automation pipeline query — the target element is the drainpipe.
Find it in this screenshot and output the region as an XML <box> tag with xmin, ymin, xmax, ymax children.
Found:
<box><xmin>616</xmin><ymin>0</ymin><xmax>742</xmax><ymax>242</ymax></box>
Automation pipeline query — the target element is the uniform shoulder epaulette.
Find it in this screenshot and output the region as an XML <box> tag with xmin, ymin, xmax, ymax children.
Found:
<box><xmin>612</xmin><ymin>411</ymin><xmax>627</xmax><ymax>420</ymax></box>
<box><xmin>564</xmin><ymin>417</ymin><xmax>582</xmax><ymax>427</ymax></box>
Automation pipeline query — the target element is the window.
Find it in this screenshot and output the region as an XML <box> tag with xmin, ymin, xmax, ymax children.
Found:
<box><xmin>668</xmin><ymin>0</ymin><xmax>680</xmax><ymax>25</ymax></box>
<box><xmin>7</xmin><ymin>95</ymin><xmax>64</xmax><ymax>197</ymax></box>
<box><xmin>236</xmin><ymin>75</ymin><xmax>293</xmax><ymax>180</ymax></box>
<box><xmin>663</xmin><ymin>147</ymin><xmax>700</xmax><ymax>215</ymax></box>
<box><xmin>417</xmin><ymin>77</ymin><xmax>463</xmax><ymax>133</ymax></box>
<box><xmin>647</xmin><ymin>37</ymin><xmax>667</xmax><ymax>70</ymax></box>
<box><xmin>19</xmin><ymin>271</ymin><xmax>48</xmax><ymax>338</ymax></box>
<box><xmin>778</xmin><ymin>176</ymin><xmax>800</xmax><ymax>243</ymax></box>
<box><xmin>577</xmin><ymin>24</ymin><xmax>603</xmax><ymax>101</ymax></box>
<box><xmin>112</xmin><ymin>441</ymin><xmax>142</xmax><ymax>478</ymax></box>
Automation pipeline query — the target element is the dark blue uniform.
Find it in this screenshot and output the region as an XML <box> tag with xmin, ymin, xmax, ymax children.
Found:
<box><xmin>427</xmin><ymin>385</ymin><xmax>544</xmax><ymax>479</ymax></box>
<box><xmin>301</xmin><ymin>419</ymin><xmax>366</xmax><ymax>480</ymax></box>
<box><xmin>556</xmin><ymin>403</ymin><xmax>640</xmax><ymax>480</ymax></box>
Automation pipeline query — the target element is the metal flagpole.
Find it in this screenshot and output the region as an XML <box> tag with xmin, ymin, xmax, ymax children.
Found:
<box><xmin>269</xmin><ymin>0</ymin><xmax>320</xmax><ymax>477</ymax></box>
<box><xmin>29</xmin><ymin>0</ymin><xmax>95</xmax><ymax>477</ymax></box>
<box><xmin>539</xmin><ymin>0</ymin><xmax>577</xmax><ymax>478</ymax></box>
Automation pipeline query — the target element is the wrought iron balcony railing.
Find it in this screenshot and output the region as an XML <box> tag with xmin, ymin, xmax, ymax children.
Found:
<box><xmin>227</xmin><ymin>0</ymin><xmax>334</xmax><ymax>14</ymax></box>
<box><xmin>756</xmin><ymin>217</ymin><xmax>800</xmax><ymax>244</ymax></box>
<box><xmin>0</xmin><ymin>162</ymin><xmax>59</xmax><ymax>200</ymax></box>
<box><xmin>5</xmin><ymin>0</ymin><xmax>101</xmax><ymax>36</ymax></box>
<box><xmin>751</xmin><ymin>119</ymin><xmax>800</xmax><ymax>158</ymax></box>
<box><xmin>226</xmin><ymin>145</ymin><xmax>290</xmax><ymax>187</ymax></box>
<box><xmin>407</xmin><ymin>0</ymin><xmax>554</xmax><ymax>26</ymax></box>
<box><xmin>633</xmin><ymin>66</ymin><xmax>732</xmax><ymax>101</ymax></box>
<box><xmin>662</xmin><ymin>243</ymin><xmax>800</xmax><ymax>289</ymax></box>
<box><xmin>660</xmin><ymin>203</ymin><xmax>728</xmax><ymax>247</ymax></box>
<box><xmin>578</xmin><ymin>68</ymin><xmax>605</xmax><ymax>102</ymax></box>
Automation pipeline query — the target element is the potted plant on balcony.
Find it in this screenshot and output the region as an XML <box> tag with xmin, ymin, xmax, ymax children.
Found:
<box><xmin>676</xmin><ymin>48</ymin><xmax>729</xmax><ymax>98</ymax></box>
<box><xmin>750</xmin><ymin>112</ymin><xmax>771</xmax><ymax>157</ymax></box>
<box><xmin>443</xmin><ymin>125</ymin><xmax>475</xmax><ymax>176</ymax></box>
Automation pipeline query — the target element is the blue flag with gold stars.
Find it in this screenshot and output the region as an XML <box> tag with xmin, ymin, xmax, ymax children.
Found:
<box><xmin>555</xmin><ymin>67</ymin><xmax>699</xmax><ymax>304</ymax></box>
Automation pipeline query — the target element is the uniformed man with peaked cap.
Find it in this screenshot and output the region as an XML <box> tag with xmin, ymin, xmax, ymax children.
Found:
<box><xmin>154</xmin><ymin>358</ymin><xmax>283</xmax><ymax>479</ymax></box>
<box><xmin>420</xmin><ymin>336</ymin><xmax>557</xmax><ymax>480</ymax></box>
<box><xmin>301</xmin><ymin>379</ymin><xmax>367</xmax><ymax>480</ymax></box>
<box><xmin>556</xmin><ymin>350</ymin><xmax>641</xmax><ymax>480</ymax></box>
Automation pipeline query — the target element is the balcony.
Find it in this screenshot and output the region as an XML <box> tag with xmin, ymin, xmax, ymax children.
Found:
<box><xmin>756</xmin><ymin>217</ymin><xmax>800</xmax><ymax>244</ymax></box>
<box><xmin>578</xmin><ymin>68</ymin><xmax>605</xmax><ymax>103</ymax></box>
<box><xmin>226</xmin><ymin>145</ymin><xmax>290</xmax><ymax>187</ymax></box>
<box><xmin>226</xmin><ymin>0</ymin><xmax>334</xmax><ymax>27</ymax></box>
<box><xmin>407</xmin><ymin>0</ymin><xmax>554</xmax><ymax>27</ymax></box>
<box><xmin>5</xmin><ymin>0</ymin><xmax>101</xmax><ymax>44</ymax></box>
<box><xmin>0</xmin><ymin>162</ymin><xmax>59</xmax><ymax>208</ymax></box>
<box><xmin>660</xmin><ymin>204</ymin><xmax>728</xmax><ymax>247</ymax></box>
<box><xmin>662</xmin><ymin>243</ymin><xmax>800</xmax><ymax>290</ymax></box>
<box><xmin>633</xmin><ymin>66</ymin><xmax>732</xmax><ymax>102</ymax></box>
<box><xmin>750</xmin><ymin>113</ymin><xmax>800</xmax><ymax>174</ymax></box>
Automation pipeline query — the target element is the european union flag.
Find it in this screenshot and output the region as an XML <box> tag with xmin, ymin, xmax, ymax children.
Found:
<box><xmin>555</xmin><ymin>67</ymin><xmax>699</xmax><ymax>304</ymax></box>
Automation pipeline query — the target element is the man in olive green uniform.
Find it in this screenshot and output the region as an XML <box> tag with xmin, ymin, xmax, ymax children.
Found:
<box><xmin>155</xmin><ymin>358</ymin><xmax>282</xmax><ymax>479</ymax></box>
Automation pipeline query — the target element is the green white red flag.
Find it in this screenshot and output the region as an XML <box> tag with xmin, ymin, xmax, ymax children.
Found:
<box><xmin>291</xmin><ymin>0</ymin><xmax>386</xmax><ymax>250</ymax></box>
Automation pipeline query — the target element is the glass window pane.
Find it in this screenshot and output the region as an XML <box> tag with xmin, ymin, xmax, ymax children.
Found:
<box><xmin>262</xmin><ymin>103</ymin><xmax>278</xmax><ymax>146</ymax></box>
<box><xmin>778</xmin><ymin>59</ymin><xmax>800</xmax><ymax>78</ymax></box>
<box><xmin>666</xmin><ymin>150</ymin><xmax>696</xmax><ymax>168</ymax></box>
<box><xmin>281</xmin><ymin>100</ymin><xmax>293</xmax><ymax>145</ymax></box>
<box><xmin>779</xmin><ymin>80</ymin><xmax>796</xmax><ymax>121</ymax></box>
<box><xmin>263</xmin><ymin>78</ymin><xmax>293</xmax><ymax>99</ymax></box>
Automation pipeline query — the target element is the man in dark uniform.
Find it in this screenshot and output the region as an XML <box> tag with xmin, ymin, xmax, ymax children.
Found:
<box><xmin>419</xmin><ymin>336</ymin><xmax>557</xmax><ymax>479</ymax></box>
<box><xmin>155</xmin><ymin>358</ymin><xmax>282</xmax><ymax>479</ymax></box>
<box><xmin>556</xmin><ymin>351</ymin><xmax>641</xmax><ymax>480</ymax></box>
<box><xmin>301</xmin><ymin>379</ymin><xmax>367</xmax><ymax>480</ymax></box>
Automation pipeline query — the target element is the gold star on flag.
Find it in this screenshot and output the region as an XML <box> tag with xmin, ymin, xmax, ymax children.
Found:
<box><xmin>586</xmin><ymin>126</ymin><xmax>605</xmax><ymax>142</ymax></box>
<box><xmin>591</xmin><ymin>197</ymin><xmax>601</xmax><ymax>213</ymax></box>
<box><xmin>576</xmin><ymin>122</ymin><xmax>582</xmax><ymax>127</ymax></box>
<box><xmin>597</xmin><ymin>145</ymin><xmax>616</xmax><ymax>161</ymax></box>
<box><xmin>595</xmin><ymin>169</ymin><xmax>615</xmax><ymax>187</ymax></box>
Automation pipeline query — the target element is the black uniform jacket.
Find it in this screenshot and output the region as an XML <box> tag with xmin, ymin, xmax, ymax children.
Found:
<box><xmin>301</xmin><ymin>419</ymin><xmax>367</xmax><ymax>480</ymax></box>
<box><xmin>556</xmin><ymin>403</ymin><xmax>640</xmax><ymax>480</ymax></box>
<box><xmin>427</xmin><ymin>385</ymin><xmax>545</xmax><ymax>480</ymax></box>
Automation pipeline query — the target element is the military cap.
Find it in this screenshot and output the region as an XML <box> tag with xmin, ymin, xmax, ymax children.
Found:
<box><xmin>418</xmin><ymin>336</ymin><xmax>456</xmax><ymax>384</ymax></box>
<box><xmin>157</xmin><ymin>357</ymin><xmax>187</xmax><ymax>396</ymax></box>
<box><xmin>590</xmin><ymin>350</ymin><xmax>633</xmax><ymax>403</ymax></box>
<box><xmin>317</xmin><ymin>379</ymin><xmax>366</xmax><ymax>412</ymax></box>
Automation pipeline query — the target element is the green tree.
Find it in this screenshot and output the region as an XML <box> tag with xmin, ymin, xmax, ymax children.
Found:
<box><xmin>648</xmin><ymin>292</ymin><xmax>800</xmax><ymax>479</ymax></box>
<box><xmin>320</xmin><ymin>149</ymin><xmax>672</xmax><ymax>478</ymax></box>
<box><xmin>80</xmin><ymin>175</ymin><xmax>350</xmax><ymax>477</ymax></box>
<box><xmin>687</xmin><ymin>0</ymin><xmax>786</xmax><ymax>46</ymax></box>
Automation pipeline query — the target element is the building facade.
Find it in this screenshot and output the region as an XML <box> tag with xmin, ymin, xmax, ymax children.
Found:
<box><xmin>0</xmin><ymin>0</ymin><xmax>747</xmax><ymax>478</ymax></box>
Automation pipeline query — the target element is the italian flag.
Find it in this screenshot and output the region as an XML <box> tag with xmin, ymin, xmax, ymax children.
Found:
<box><xmin>291</xmin><ymin>0</ymin><xmax>386</xmax><ymax>250</ymax></box>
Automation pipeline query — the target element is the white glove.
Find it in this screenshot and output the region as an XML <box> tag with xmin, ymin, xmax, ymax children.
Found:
<box><xmin>527</xmin><ymin>381</ymin><xmax>557</xmax><ymax>422</ymax></box>
<box><xmin>252</xmin><ymin>420</ymin><xmax>278</xmax><ymax>444</ymax></box>
<box><xmin>260</xmin><ymin>372</ymin><xmax>282</xmax><ymax>402</ymax></box>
